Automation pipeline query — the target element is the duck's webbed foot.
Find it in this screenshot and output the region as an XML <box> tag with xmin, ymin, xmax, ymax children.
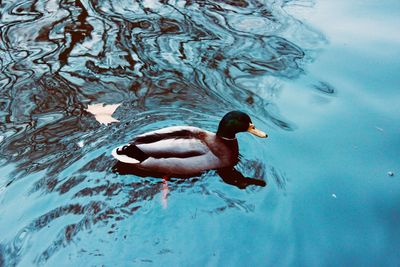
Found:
<box><xmin>217</xmin><ymin>167</ymin><xmax>266</xmax><ymax>189</ymax></box>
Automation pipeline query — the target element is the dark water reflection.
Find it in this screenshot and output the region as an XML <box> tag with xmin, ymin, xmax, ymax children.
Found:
<box><xmin>0</xmin><ymin>0</ymin><xmax>328</xmax><ymax>265</ymax></box>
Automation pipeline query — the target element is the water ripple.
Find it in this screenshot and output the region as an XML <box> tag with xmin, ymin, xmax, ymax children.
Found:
<box><xmin>0</xmin><ymin>0</ymin><xmax>325</xmax><ymax>265</ymax></box>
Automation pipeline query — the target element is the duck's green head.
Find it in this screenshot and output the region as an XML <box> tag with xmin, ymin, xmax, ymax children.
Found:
<box><xmin>217</xmin><ymin>111</ymin><xmax>268</xmax><ymax>139</ymax></box>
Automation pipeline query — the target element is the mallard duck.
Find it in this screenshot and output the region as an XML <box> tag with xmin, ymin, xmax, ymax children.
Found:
<box><xmin>112</xmin><ymin>111</ymin><xmax>267</xmax><ymax>177</ymax></box>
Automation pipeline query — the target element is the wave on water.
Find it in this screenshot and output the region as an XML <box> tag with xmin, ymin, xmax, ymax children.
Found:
<box><xmin>0</xmin><ymin>0</ymin><xmax>327</xmax><ymax>265</ymax></box>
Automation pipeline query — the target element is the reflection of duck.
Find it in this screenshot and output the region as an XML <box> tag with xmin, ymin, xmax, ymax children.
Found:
<box><xmin>112</xmin><ymin>111</ymin><xmax>267</xmax><ymax>188</ymax></box>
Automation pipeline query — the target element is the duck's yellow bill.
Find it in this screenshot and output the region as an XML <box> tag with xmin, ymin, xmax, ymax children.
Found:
<box><xmin>248</xmin><ymin>123</ymin><xmax>268</xmax><ymax>138</ymax></box>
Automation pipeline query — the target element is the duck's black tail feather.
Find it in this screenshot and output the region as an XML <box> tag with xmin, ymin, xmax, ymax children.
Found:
<box><xmin>116</xmin><ymin>144</ymin><xmax>149</xmax><ymax>162</ymax></box>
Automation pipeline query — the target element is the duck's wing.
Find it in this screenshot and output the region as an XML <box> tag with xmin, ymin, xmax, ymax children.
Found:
<box><xmin>133</xmin><ymin>126</ymin><xmax>202</xmax><ymax>144</ymax></box>
<box><xmin>136</xmin><ymin>135</ymin><xmax>209</xmax><ymax>159</ymax></box>
<box><xmin>131</xmin><ymin>126</ymin><xmax>210</xmax><ymax>158</ymax></box>
<box><xmin>112</xmin><ymin>138</ymin><xmax>209</xmax><ymax>164</ymax></box>
<box><xmin>112</xmin><ymin>126</ymin><xmax>212</xmax><ymax>163</ymax></box>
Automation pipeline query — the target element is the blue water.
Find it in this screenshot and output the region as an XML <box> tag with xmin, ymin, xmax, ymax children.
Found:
<box><xmin>1</xmin><ymin>0</ymin><xmax>399</xmax><ymax>266</ymax></box>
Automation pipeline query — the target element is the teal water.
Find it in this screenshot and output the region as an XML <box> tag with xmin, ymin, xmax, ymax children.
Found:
<box><xmin>0</xmin><ymin>0</ymin><xmax>399</xmax><ymax>266</ymax></box>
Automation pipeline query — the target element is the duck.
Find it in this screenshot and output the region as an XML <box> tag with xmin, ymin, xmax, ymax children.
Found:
<box><xmin>111</xmin><ymin>111</ymin><xmax>267</xmax><ymax>178</ymax></box>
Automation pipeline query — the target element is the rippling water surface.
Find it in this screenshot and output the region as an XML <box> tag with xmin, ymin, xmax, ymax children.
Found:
<box><xmin>0</xmin><ymin>0</ymin><xmax>399</xmax><ymax>266</ymax></box>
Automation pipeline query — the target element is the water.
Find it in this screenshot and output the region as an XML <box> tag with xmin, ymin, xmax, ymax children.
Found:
<box><xmin>0</xmin><ymin>0</ymin><xmax>399</xmax><ymax>266</ymax></box>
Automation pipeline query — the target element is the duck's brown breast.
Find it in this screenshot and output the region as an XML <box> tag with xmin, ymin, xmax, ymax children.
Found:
<box><xmin>202</xmin><ymin>133</ymin><xmax>239</xmax><ymax>167</ymax></box>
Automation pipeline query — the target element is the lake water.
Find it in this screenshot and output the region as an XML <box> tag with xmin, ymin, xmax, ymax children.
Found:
<box><xmin>0</xmin><ymin>0</ymin><xmax>399</xmax><ymax>266</ymax></box>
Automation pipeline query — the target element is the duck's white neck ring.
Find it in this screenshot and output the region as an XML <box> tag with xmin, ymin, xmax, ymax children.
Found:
<box><xmin>220</xmin><ymin>136</ymin><xmax>237</xmax><ymax>141</ymax></box>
